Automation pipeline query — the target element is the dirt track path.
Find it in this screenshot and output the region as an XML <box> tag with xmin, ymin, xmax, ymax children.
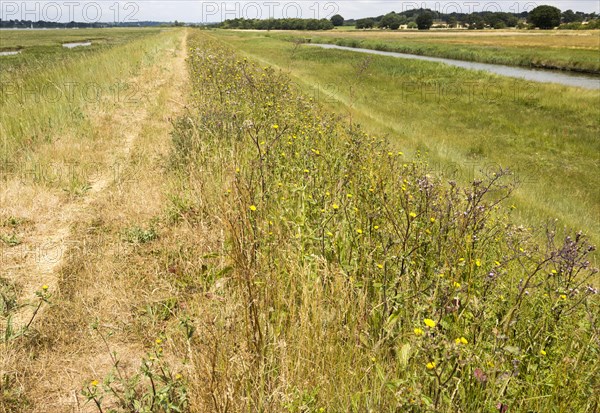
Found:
<box><xmin>1</xmin><ymin>28</ymin><xmax>189</xmax><ymax>413</ymax></box>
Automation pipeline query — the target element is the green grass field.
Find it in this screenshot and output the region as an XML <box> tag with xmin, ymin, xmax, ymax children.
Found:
<box><xmin>0</xmin><ymin>27</ymin><xmax>158</xmax><ymax>48</ymax></box>
<box><xmin>266</xmin><ymin>29</ymin><xmax>600</xmax><ymax>73</ymax></box>
<box><xmin>0</xmin><ymin>28</ymin><xmax>166</xmax><ymax>174</ymax></box>
<box><xmin>209</xmin><ymin>29</ymin><xmax>600</xmax><ymax>260</ymax></box>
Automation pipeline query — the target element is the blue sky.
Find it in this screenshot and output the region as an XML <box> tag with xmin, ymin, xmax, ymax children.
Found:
<box><xmin>2</xmin><ymin>1</ymin><xmax>598</xmax><ymax>23</ymax></box>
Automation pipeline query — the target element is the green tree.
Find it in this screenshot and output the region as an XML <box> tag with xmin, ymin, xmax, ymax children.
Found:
<box><xmin>562</xmin><ymin>9</ymin><xmax>583</xmax><ymax>23</ymax></box>
<box><xmin>466</xmin><ymin>14</ymin><xmax>485</xmax><ymax>29</ymax></box>
<box><xmin>528</xmin><ymin>5</ymin><xmax>561</xmax><ymax>29</ymax></box>
<box><xmin>330</xmin><ymin>14</ymin><xmax>344</xmax><ymax>26</ymax></box>
<box><xmin>356</xmin><ymin>18</ymin><xmax>375</xmax><ymax>29</ymax></box>
<box><xmin>416</xmin><ymin>12</ymin><xmax>433</xmax><ymax>30</ymax></box>
<box><xmin>379</xmin><ymin>12</ymin><xmax>401</xmax><ymax>29</ymax></box>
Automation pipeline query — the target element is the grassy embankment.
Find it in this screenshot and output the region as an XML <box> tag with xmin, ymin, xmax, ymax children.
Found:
<box><xmin>273</xmin><ymin>29</ymin><xmax>600</xmax><ymax>73</ymax></box>
<box><xmin>159</xmin><ymin>30</ymin><xmax>597</xmax><ymax>412</ymax></box>
<box><xmin>210</xmin><ymin>30</ymin><xmax>600</xmax><ymax>259</ymax></box>
<box><xmin>1</xmin><ymin>27</ymin><xmax>598</xmax><ymax>413</ymax></box>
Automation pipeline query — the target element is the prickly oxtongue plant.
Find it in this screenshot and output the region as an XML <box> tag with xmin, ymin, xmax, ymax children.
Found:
<box><xmin>167</xmin><ymin>33</ymin><xmax>599</xmax><ymax>412</ymax></box>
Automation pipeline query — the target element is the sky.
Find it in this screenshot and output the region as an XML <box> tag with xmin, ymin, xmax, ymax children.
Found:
<box><xmin>1</xmin><ymin>1</ymin><xmax>598</xmax><ymax>23</ymax></box>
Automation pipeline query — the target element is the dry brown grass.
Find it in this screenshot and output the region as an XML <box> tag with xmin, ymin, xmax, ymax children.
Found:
<box><xmin>311</xmin><ymin>28</ymin><xmax>600</xmax><ymax>48</ymax></box>
<box><xmin>1</xmin><ymin>29</ymin><xmax>190</xmax><ymax>412</ymax></box>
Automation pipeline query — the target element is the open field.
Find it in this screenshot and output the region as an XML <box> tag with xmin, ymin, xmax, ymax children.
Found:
<box><xmin>0</xmin><ymin>28</ymin><xmax>162</xmax><ymax>72</ymax></box>
<box><xmin>1</xmin><ymin>27</ymin><xmax>599</xmax><ymax>413</ymax></box>
<box><xmin>268</xmin><ymin>28</ymin><xmax>600</xmax><ymax>73</ymax></box>
<box><xmin>0</xmin><ymin>27</ymin><xmax>161</xmax><ymax>49</ymax></box>
<box><xmin>0</xmin><ymin>28</ymin><xmax>166</xmax><ymax>170</ymax></box>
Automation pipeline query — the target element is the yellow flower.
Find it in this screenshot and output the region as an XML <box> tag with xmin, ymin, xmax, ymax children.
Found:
<box><xmin>347</xmin><ymin>194</ymin><xmax>353</xmax><ymax>198</ymax></box>
<box><xmin>430</xmin><ymin>217</ymin><xmax>436</xmax><ymax>223</ymax></box>
<box><xmin>90</xmin><ymin>380</ymin><xmax>99</xmax><ymax>387</ymax></box>
<box><xmin>249</xmin><ymin>205</ymin><xmax>257</xmax><ymax>211</ymax></box>
<box><xmin>42</xmin><ymin>285</ymin><xmax>49</xmax><ymax>291</ymax></box>
<box><xmin>332</xmin><ymin>203</ymin><xmax>339</xmax><ymax>210</ymax></box>
<box><xmin>326</xmin><ymin>231</ymin><xmax>334</xmax><ymax>237</ymax></box>
<box><xmin>377</xmin><ymin>264</ymin><xmax>384</xmax><ymax>269</ymax></box>
<box><xmin>155</xmin><ymin>338</ymin><xmax>162</xmax><ymax>345</ymax></box>
<box><xmin>414</xmin><ymin>328</ymin><xmax>424</xmax><ymax>336</ymax></box>
<box><xmin>455</xmin><ymin>337</ymin><xmax>468</xmax><ymax>345</ymax></box>
<box><xmin>426</xmin><ymin>362</ymin><xmax>436</xmax><ymax>370</ymax></box>
<box><xmin>560</xmin><ymin>294</ymin><xmax>567</xmax><ymax>300</ymax></box>
<box><xmin>374</xmin><ymin>225</ymin><xmax>379</xmax><ymax>230</ymax></box>
<box><xmin>272</xmin><ymin>124</ymin><xmax>279</xmax><ymax>129</ymax></box>
<box><xmin>303</xmin><ymin>169</ymin><xmax>309</xmax><ymax>173</ymax></box>
<box><xmin>409</xmin><ymin>212</ymin><xmax>417</xmax><ymax>218</ymax></box>
<box><xmin>175</xmin><ymin>374</ymin><xmax>182</xmax><ymax>380</ymax></box>
<box><xmin>356</xmin><ymin>229</ymin><xmax>363</xmax><ymax>234</ymax></box>
<box><xmin>453</xmin><ymin>281</ymin><xmax>461</xmax><ymax>288</ymax></box>
<box><xmin>424</xmin><ymin>318</ymin><xmax>436</xmax><ymax>328</ymax></box>
<box><xmin>539</xmin><ymin>349</ymin><xmax>547</xmax><ymax>356</ymax></box>
<box><xmin>475</xmin><ymin>259</ymin><xmax>481</xmax><ymax>267</ymax></box>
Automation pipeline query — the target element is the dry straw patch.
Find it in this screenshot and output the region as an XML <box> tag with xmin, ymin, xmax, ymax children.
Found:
<box><xmin>1</xmin><ymin>29</ymin><xmax>190</xmax><ymax>412</ymax></box>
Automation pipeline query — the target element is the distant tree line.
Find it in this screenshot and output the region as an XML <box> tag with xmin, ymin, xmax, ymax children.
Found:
<box><xmin>349</xmin><ymin>7</ymin><xmax>599</xmax><ymax>30</ymax></box>
<box><xmin>219</xmin><ymin>18</ymin><xmax>333</xmax><ymax>30</ymax></box>
<box><xmin>5</xmin><ymin>5</ymin><xmax>595</xmax><ymax>31</ymax></box>
<box><xmin>0</xmin><ymin>19</ymin><xmax>171</xmax><ymax>29</ymax></box>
